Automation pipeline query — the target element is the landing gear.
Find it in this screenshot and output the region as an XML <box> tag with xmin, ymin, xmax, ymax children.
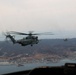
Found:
<box><xmin>31</xmin><ymin>44</ymin><xmax>33</xmax><ymax>46</ymax></box>
<box><xmin>21</xmin><ymin>44</ymin><xmax>25</xmax><ymax>46</ymax></box>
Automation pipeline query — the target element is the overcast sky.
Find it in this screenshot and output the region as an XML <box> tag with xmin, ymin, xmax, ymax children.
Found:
<box><xmin>0</xmin><ymin>0</ymin><xmax>76</xmax><ymax>39</ymax></box>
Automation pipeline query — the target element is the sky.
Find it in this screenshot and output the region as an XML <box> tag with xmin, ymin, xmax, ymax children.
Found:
<box><xmin>0</xmin><ymin>0</ymin><xmax>76</xmax><ymax>39</ymax></box>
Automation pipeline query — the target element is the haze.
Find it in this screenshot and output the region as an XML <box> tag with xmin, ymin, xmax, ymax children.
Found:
<box><xmin>0</xmin><ymin>0</ymin><xmax>76</xmax><ymax>39</ymax></box>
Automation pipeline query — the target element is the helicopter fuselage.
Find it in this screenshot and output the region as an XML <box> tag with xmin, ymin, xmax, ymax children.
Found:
<box><xmin>16</xmin><ymin>36</ymin><xmax>39</xmax><ymax>46</ymax></box>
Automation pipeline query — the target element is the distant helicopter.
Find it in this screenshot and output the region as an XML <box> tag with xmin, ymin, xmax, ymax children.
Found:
<box><xmin>3</xmin><ymin>31</ymin><xmax>53</xmax><ymax>46</ymax></box>
<box><xmin>64</xmin><ymin>38</ymin><xmax>68</xmax><ymax>41</ymax></box>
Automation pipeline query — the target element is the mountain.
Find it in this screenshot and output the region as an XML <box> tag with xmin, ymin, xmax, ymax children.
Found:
<box><xmin>0</xmin><ymin>39</ymin><xmax>76</xmax><ymax>57</ymax></box>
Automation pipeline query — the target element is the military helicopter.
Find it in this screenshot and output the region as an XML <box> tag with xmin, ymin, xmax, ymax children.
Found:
<box><xmin>64</xmin><ymin>38</ymin><xmax>68</xmax><ymax>41</ymax></box>
<box><xmin>3</xmin><ymin>31</ymin><xmax>53</xmax><ymax>46</ymax></box>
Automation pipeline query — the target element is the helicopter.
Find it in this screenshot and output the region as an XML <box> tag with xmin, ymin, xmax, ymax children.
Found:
<box><xmin>64</xmin><ymin>38</ymin><xmax>68</xmax><ymax>41</ymax></box>
<box><xmin>3</xmin><ymin>31</ymin><xmax>53</xmax><ymax>46</ymax></box>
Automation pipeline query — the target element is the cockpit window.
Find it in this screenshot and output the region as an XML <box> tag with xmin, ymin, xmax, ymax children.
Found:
<box><xmin>0</xmin><ymin>0</ymin><xmax>76</xmax><ymax>74</ymax></box>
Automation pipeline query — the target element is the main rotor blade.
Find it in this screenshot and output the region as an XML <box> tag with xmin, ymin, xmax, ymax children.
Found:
<box><xmin>9</xmin><ymin>31</ymin><xmax>28</xmax><ymax>35</ymax></box>
<box><xmin>34</xmin><ymin>32</ymin><xmax>54</xmax><ymax>35</ymax></box>
<box><xmin>8</xmin><ymin>31</ymin><xmax>54</xmax><ymax>35</ymax></box>
<box><xmin>9</xmin><ymin>31</ymin><xmax>39</xmax><ymax>35</ymax></box>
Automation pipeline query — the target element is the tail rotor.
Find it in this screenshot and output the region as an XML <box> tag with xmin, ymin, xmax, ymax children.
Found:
<box><xmin>2</xmin><ymin>32</ymin><xmax>9</xmax><ymax>42</ymax></box>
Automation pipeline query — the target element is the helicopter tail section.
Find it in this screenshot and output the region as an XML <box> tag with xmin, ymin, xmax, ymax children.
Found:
<box><xmin>6</xmin><ymin>34</ymin><xmax>16</xmax><ymax>44</ymax></box>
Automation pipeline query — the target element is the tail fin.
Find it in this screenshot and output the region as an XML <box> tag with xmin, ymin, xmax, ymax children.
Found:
<box><xmin>6</xmin><ymin>34</ymin><xmax>16</xmax><ymax>44</ymax></box>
